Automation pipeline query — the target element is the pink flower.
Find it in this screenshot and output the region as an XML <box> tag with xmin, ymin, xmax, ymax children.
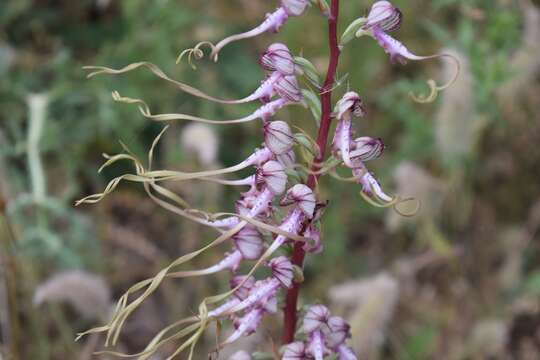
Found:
<box><xmin>363</xmin><ymin>1</ymin><xmax>402</xmax><ymax>32</ymax></box>
<box><xmin>280</xmin><ymin>184</ymin><xmax>317</xmax><ymax>219</ymax></box>
<box><xmin>234</xmin><ymin>226</ymin><xmax>264</xmax><ymax>260</ymax></box>
<box><xmin>302</xmin><ymin>305</ymin><xmax>330</xmax><ymax>334</ymax></box>
<box><xmin>334</xmin><ymin>91</ymin><xmax>366</xmax><ymax>119</ymax></box>
<box><xmin>269</xmin><ymin>256</ymin><xmax>294</xmax><ymax>288</ymax></box>
<box><xmin>324</xmin><ymin>316</ymin><xmax>351</xmax><ymax>349</ymax></box>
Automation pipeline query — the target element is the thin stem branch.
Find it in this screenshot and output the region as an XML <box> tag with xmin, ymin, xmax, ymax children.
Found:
<box><xmin>282</xmin><ymin>0</ymin><xmax>341</xmax><ymax>344</ymax></box>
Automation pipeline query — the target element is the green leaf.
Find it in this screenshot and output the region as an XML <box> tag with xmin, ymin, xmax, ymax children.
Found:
<box><xmin>294</xmin><ymin>132</ymin><xmax>319</xmax><ymax>157</ymax></box>
<box><xmin>294</xmin><ymin>56</ymin><xmax>321</xmax><ymax>86</ymax></box>
<box><xmin>301</xmin><ymin>89</ymin><xmax>322</xmax><ymax>125</ymax></box>
<box><xmin>340</xmin><ymin>17</ymin><xmax>367</xmax><ymax>46</ymax></box>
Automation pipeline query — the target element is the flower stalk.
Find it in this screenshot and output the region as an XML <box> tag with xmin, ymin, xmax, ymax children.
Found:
<box><xmin>282</xmin><ymin>0</ymin><xmax>341</xmax><ymax>344</ymax></box>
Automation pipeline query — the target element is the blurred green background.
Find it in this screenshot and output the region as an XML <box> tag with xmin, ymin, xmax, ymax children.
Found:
<box><xmin>1</xmin><ymin>0</ymin><xmax>540</xmax><ymax>359</ymax></box>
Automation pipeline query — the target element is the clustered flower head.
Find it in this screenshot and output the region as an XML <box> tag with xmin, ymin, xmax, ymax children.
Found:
<box><xmin>281</xmin><ymin>305</ymin><xmax>357</xmax><ymax>360</ymax></box>
<box><xmin>76</xmin><ymin>1</ymin><xmax>455</xmax><ymax>358</ymax></box>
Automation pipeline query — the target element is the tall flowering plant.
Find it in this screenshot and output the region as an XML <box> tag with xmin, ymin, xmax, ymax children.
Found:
<box><xmin>76</xmin><ymin>1</ymin><xmax>457</xmax><ymax>359</ymax></box>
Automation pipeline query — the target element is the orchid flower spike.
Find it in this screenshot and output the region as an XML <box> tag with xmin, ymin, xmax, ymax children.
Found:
<box><xmin>260</xmin><ymin>43</ymin><xmax>297</xmax><ymax>76</ymax></box>
<box><xmin>211</xmin><ymin>0</ymin><xmax>309</xmax><ymax>61</ymax></box>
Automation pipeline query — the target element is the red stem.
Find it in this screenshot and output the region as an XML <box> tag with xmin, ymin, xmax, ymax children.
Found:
<box><xmin>282</xmin><ymin>0</ymin><xmax>341</xmax><ymax>344</ymax></box>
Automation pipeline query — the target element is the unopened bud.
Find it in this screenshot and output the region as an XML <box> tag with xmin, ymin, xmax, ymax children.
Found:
<box><xmin>264</xmin><ymin>120</ymin><xmax>294</xmax><ymax>155</ymax></box>
<box><xmin>260</xmin><ymin>43</ymin><xmax>296</xmax><ymax>75</ymax></box>
<box><xmin>259</xmin><ymin>160</ymin><xmax>288</xmax><ymax>195</ymax></box>
<box><xmin>281</xmin><ymin>0</ymin><xmax>310</xmax><ymax>16</ymax></box>
<box><xmin>350</xmin><ymin>136</ymin><xmax>384</xmax><ymax>162</ymax></box>
<box><xmin>274</xmin><ymin>74</ymin><xmax>303</xmax><ymax>102</ymax></box>
<box><xmin>363</xmin><ymin>1</ymin><xmax>402</xmax><ymax>33</ymax></box>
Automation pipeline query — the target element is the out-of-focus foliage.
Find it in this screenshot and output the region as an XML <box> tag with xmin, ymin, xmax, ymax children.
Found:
<box><xmin>1</xmin><ymin>0</ymin><xmax>539</xmax><ymax>359</ymax></box>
